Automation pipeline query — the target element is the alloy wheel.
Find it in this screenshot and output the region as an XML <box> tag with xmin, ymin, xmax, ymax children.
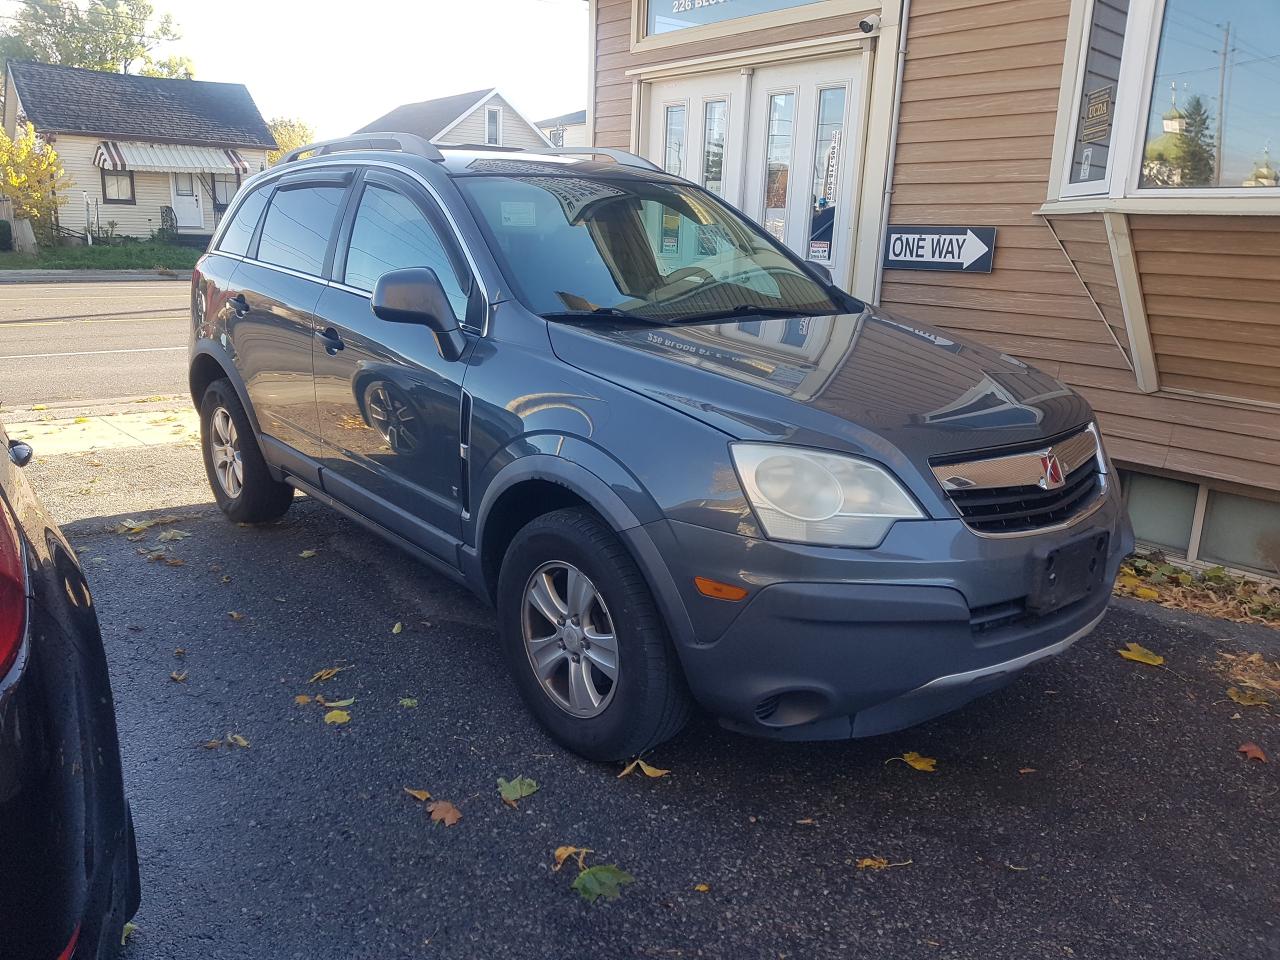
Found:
<box><xmin>209</xmin><ymin>406</ymin><xmax>244</xmax><ymax>499</ymax></box>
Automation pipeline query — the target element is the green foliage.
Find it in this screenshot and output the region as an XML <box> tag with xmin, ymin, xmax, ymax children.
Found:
<box><xmin>1178</xmin><ymin>95</ymin><xmax>1216</xmax><ymax>186</ymax></box>
<box><xmin>0</xmin><ymin>239</ymin><xmax>199</xmax><ymax>270</ymax></box>
<box><xmin>0</xmin><ymin>121</ymin><xmax>68</xmax><ymax>245</ymax></box>
<box><xmin>571</xmin><ymin>865</ymin><xmax>635</xmax><ymax>903</ymax></box>
<box><xmin>139</xmin><ymin>53</ymin><xmax>195</xmax><ymax>79</ymax></box>
<box><xmin>0</xmin><ymin>0</ymin><xmax>186</xmax><ymax>77</ymax></box>
<box><xmin>267</xmin><ymin>117</ymin><xmax>316</xmax><ymax>166</ymax></box>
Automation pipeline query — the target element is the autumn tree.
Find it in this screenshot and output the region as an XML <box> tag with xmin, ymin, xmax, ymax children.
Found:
<box><xmin>0</xmin><ymin>0</ymin><xmax>188</xmax><ymax>79</ymax></box>
<box><xmin>267</xmin><ymin>117</ymin><xmax>316</xmax><ymax>165</ymax></box>
<box><xmin>0</xmin><ymin>121</ymin><xmax>69</xmax><ymax>244</ymax></box>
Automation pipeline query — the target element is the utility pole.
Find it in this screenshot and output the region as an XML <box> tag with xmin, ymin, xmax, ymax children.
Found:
<box><xmin>1215</xmin><ymin>20</ymin><xmax>1230</xmax><ymax>186</ymax></box>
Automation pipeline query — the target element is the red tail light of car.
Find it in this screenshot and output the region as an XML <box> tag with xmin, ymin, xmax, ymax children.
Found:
<box><xmin>0</xmin><ymin>496</ymin><xmax>26</xmax><ymax>679</ymax></box>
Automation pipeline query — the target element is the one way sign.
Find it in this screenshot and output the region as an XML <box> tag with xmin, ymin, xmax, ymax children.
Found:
<box><xmin>883</xmin><ymin>225</ymin><xmax>996</xmax><ymax>273</ymax></box>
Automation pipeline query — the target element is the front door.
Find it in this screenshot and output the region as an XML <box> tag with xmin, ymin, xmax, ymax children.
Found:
<box><xmin>171</xmin><ymin>172</ymin><xmax>202</xmax><ymax>227</ymax></box>
<box><xmin>646</xmin><ymin>53</ymin><xmax>862</xmax><ymax>288</ymax></box>
<box><xmin>312</xmin><ymin>169</ymin><xmax>479</xmax><ymax>562</ymax></box>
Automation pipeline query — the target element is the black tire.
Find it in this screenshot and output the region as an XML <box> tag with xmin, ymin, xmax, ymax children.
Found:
<box><xmin>497</xmin><ymin>507</ymin><xmax>692</xmax><ymax>761</ymax></box>
<box><xmin>199</xmin><ymin>378</ymin><xmax>293</xmax><ymax>523</ymax></box>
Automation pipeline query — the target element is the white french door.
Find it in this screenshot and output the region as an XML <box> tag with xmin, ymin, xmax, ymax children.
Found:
<box><xmin>645</xmin><ymin>53</ymin><xmax>863</xmax><ymax>288</ymax></box>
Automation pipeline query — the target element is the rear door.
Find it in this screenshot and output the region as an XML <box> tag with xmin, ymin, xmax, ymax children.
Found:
<box><xmin>229</xmin><ymin>172</ymin><xmax>351</xmax><ymax>459</ymax></box>
<box><xmin>311</xmin><ymin>168</ymin><xmax>481</xmax><ymax>561</ymax></box>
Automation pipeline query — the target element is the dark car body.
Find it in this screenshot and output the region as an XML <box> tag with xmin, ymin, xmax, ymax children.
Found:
<box><xmin>0</xmin><ymin>429</ymin><xmax>139</xmax><ymax>959</ymax></box>
<box><xmin>189</xmin><ymin>141</ymin><xmax>1133</xmax><ymax>744</ymax></box>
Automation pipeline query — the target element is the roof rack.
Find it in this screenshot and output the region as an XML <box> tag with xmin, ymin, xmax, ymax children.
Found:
<box><xmin>281</xmin><ymin>132</ymin><xmax>444</xmax><ymax>165</ymax></box>
<box><xmin>530</xmin><ymin>146</ymin><xmax>661</xmax><ymax>172</ymax></box>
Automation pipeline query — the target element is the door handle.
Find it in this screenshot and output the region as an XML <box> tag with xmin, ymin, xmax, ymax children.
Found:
<box><xmin>228</xmin><ymin>293</ymin><xmax>248</xmax><ymax>317</ymax></box>
<box><xmin>316</xmin><ymin>327</ymin><xmax>345</xmax><ymax>355</ymax></box>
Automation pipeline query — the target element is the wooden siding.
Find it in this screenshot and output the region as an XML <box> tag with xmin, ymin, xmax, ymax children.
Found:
<box><xmin>441</xmin><ymin>94</ymin><xmax>548</xmax><ymax>149</ymax></box>
<box><xmin>881</xmin><ymin>0</ymin><xmax>1280</xmax><ymax>492</ymax></box>
<box><xmin>591</xmin><ymin>0</ymin><xmax>864</xmax><ymax>148</ymax></box>
<box><xmin>1131</xmin><ymin>215</ymin><xmax>1280</xmax><ymax>408</ymax></box>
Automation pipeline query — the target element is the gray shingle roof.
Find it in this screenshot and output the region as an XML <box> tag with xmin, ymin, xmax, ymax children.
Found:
<box><xmin>536</xmin><ymin>109</ymin><xmax>586</xmax><ymax>127</ymax></box>
<box><xmin>6</xmin><ymin>60</ymin><xmax>276</xmax><ymax>149</ymax></box>
<box><xmin>355</xmin><ymin>89</ymin><xmax>493</xmax><ymax>140</ymax></box>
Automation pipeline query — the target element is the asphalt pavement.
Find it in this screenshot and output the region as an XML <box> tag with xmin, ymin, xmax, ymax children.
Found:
<box><xmin>19</xmin><ymin>427</ymin><xmax>1280</xmax><ymax>960</ymax></box>
<box><xmin>0</xmin><ymin>280</ymin><xmax>189</xmax><ymax>407</ymax></box>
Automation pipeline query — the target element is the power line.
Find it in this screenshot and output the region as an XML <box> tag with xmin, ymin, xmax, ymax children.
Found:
<box><xmin>0</xmin><ymin>12</ymin><xmax>171</xmax><ymax>44</ymax></box>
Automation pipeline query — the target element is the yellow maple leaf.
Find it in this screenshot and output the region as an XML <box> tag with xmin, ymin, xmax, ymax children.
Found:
<box><xmin>618</xmin><ymin>758</ymin><xmax>671</xmax><ymax>778</ymax></box>
<box><xmin>553</xmin><ymin>845</ymin><xmax>593</xmax><ymax>872</ymax></box>
<box><xmin>1133</xmin><ymin>586</ymin><xmax>1161</xmax><ymax>601</ymax></box>
<box><xmin>1117</xmin><ymin>642</ymin><xmax>1164</xmax><ymax>666</ymax></box>
<box><xmin>693</xmin><ymin>882</ymin><xmax>710</xmax><ymax>893</ymax></box>
<box><xmin>323</xmin><ymin>709</ymin><xmax>351</xmax><ymax>725</ymax></box>
<box><xmin>886</xmin><ymin>751</ymin><xmax>937</xmax><ymax>772</ymax></box>
<box><xmin>403</xmin><ymin>787</ymin><xmax>432</xmax><ymax>802</ymax></box>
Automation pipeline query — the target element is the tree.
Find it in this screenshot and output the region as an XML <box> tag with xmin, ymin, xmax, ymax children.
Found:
<box><xmin>266</xmin><ymin>117</ymin><xmax>315</xmax><ymax>166</ymax></box>
<box><xmin>1178</xmin><ymin>94</ymin><xmax>1215</xmax><ymax>187</ymax></box>
<box><xmin>0</xmin><ymin>121</ymin><xmax>69</xmax><ymax>244</ymax></box>
<box><xmin>0</xmin><ymin>0</ymin><xmax>185</xmax><ymax>79</ymax></box>
<box><xmin>139</xmin><ymin>54</ymin><xmax>195</xmax><ymax>79</ymax></box>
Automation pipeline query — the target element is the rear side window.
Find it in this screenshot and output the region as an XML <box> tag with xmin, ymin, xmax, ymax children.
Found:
<box><xmin>216</xmin><ymin>186</ymin><xmax>268</xmax><ymax>257</ymax></box>
<box><xmin>344</xmin><ymin>183</ymin><xmax>470</xmax><ymax>321</ymax></box>
<box><xmin>257</xmin><ymin>184</ymin><xmax>345</xmax><ymax>276</ymax></box>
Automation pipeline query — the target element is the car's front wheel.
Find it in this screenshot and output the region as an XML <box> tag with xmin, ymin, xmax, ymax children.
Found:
<box><xmin>497</xmin><ymin>507</ymin><xmax>692</xmax><ymax>761</ymax></box>
<box><xmin>199</xmin><ymin>378</ymin><xmax>293</xmax><ymax>523</ymax></box>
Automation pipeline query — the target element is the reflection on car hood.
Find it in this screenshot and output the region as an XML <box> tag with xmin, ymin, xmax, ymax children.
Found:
<box><xmin>545</xmin><ymin>307</ymin><xmax>1093</xmax><ymax>461</ymax></box>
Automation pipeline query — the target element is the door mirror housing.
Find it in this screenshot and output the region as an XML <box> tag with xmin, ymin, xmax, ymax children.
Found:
<box><xmin>371</xmin><ymin>267</ymin><xmax>468</xmax><ymax>362</ymax></box>
<box><xmin>803</xmin><ymin>259</ymin><xmax>833</xmax><ymax>285</ymax></box>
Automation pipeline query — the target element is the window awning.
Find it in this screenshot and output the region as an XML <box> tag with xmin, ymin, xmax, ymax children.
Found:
<box><xmin>94</xmin><ymin>141</ymin><xmax>251</xmax><ymax>175</ymax></box>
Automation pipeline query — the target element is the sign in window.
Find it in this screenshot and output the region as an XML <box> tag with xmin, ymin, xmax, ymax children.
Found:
<box><xmin>806</xmin><ymin>86</ymin><xmax>845</xmax><ymax>262</ymax></box>
<box><xmin>1069</xmin><ymin>0</ymin><xmax>1129</xmax><ymax>187</ymax></box>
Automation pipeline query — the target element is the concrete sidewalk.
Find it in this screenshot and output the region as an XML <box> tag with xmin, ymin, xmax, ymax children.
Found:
<box><xmin>6</xmin><ymin>407</ymin><xmax>199</xmax><ymax>455</ymax></box>
<box><xmin>0</xmin><ymin>269</ymin><xmax>191</xmax><ymax>283</ymax></box>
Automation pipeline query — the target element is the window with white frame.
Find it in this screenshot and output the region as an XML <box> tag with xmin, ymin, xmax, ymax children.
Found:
<box><xmin>485</xmin><ymin>105</ymin><xmax>502</xmax><ymax>146</ymax></box>
<box><xmin>646</xmin><ymin>0</ymin><xmax>826</xmax><ymax>36</ymax></box>
<box><xmin>1065</xmin><ymin>0</ymin><xmax>1131</xmax><ymax>194</ymax></box>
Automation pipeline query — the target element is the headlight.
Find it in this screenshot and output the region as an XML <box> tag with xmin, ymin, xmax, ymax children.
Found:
<box><xmin>730</xmin><ymin>443</ymin><xmax>924</xmax><ymax>547</ymax></box>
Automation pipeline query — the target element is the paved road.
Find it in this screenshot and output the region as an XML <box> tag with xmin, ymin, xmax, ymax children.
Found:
<box><xmin>20</xmin><ymin>437</ymin><xmax>1279</xmax><ymax>960</ymax></box>
<box><xmin>0</xmin><ymin>281</ymin><xmax>189</xmax><ymax>407</ymax></box>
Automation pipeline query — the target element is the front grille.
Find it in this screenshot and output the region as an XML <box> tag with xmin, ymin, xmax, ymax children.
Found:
<box><xmin>948</xmin><ymin>459</ymin><xmax>1100</xmax><ymax>533</ymax></box>
<box><xmin>931</xmin><ymin>425</ymin><xmax>1104</xmax><ymax>535</ymax></box>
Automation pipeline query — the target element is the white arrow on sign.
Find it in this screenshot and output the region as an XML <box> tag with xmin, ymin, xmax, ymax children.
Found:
<box><xmin>888</xmin><ymin>229</ymin><xmax>990</xmax><ymax>268</ymax></box>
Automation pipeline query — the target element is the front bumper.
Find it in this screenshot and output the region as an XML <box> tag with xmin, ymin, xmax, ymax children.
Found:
<box><xmin>638</xmin><ymin>486</ymin><xmax>1133</xmax><ymax>740</ymax></box>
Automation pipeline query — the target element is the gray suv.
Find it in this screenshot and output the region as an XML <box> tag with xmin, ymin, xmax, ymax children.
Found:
<box><xmin>189</xmin><ymin>134</ymin><xmax>1134</xmax><ymax>760</ymax></box>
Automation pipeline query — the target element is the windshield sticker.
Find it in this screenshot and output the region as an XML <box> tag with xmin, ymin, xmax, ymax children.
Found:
<box><xmin>500</xmin><ymin>201</ymin><xmax>537</xmax><ymax>227</ymax></box>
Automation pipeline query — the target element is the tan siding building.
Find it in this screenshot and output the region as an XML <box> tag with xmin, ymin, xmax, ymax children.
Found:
<box><xmin>358</xmin><ymin>88</ymin><xmax>551</xmax><ymax>150</ymax></box>
<box><xmin>589</xmin><ymin>0</ymin><xmax>1280</xmax><ymax>574</ymax></box>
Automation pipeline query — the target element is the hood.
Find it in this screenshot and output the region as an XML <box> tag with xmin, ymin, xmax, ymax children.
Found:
<box><xmin>546</xmin><ymin>307</ymin><xmax>1093</xmax><ymax>464</ymax></box>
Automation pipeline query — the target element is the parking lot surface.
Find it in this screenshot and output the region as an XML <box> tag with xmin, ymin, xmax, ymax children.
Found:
<box><xmin>22</xmin><ymin>430</ymin><xmax>1278</xmax><ymax>960</ymax></box>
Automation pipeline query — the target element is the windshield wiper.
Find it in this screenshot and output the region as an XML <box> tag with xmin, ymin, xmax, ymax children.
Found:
<box><xmin>666</xmin><ymin>304</ymin><xmax>840</xmax><ymax>325</ymax></box>
<box><xmin>540</xmin><ymin>307</ymin><xmax>671</xmax><ymax>326</ymax></box>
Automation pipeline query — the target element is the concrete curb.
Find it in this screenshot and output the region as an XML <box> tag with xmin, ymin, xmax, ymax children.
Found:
<box><xmin>0</xmin><ymin>269</ymin><xmax>192</xmax><ymax>283</ymax></box>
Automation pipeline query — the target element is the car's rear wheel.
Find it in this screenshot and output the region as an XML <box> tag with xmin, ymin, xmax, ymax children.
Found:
<box><xmin>199</xmin><ymin>378</ymin><xmax>293</xmax><ymax>523</ymax></box>
<box><xmin>497</xmin><ymin>507</ymin><xmax>691</xmax><ymax>761</ymax></box>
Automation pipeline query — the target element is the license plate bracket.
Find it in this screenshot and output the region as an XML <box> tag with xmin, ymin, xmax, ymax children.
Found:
<box><xmin>1028</xmin><ymin>531</ymin><xmax>1110</xmax><ymax>615</ymax></box>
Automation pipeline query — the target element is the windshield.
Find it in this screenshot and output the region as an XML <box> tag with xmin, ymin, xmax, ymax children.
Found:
<box><xmin>458</xmin><ymin>173</ymin><xmax>847</xmax><ymax>324</ymax></box>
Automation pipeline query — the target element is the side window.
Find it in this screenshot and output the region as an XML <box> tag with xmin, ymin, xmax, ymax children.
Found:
<box><xmin>216</xmin><ymin>186</ymin><xmax>269</xmax><ymax>257</ymax></box>
<box><xmin>344</xmin><ymin>183</ymin><xmax>471</xmax><ymax>322</ymax></box>
<box><xmin>257</xmin><ymin>184</ymin><xmax>346</xmax><ymax>276</ymax></box>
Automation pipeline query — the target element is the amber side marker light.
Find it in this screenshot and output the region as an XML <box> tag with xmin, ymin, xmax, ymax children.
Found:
<box><xmin>693</xmin><ymin>576</ymin><xmax>749</xmax><ymax>601</ymax></box>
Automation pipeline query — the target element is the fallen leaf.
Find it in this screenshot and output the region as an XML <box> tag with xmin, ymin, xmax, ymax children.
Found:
<box><xmin>1227</xmin><ymin>687</ymin><xmax>1272</xmax><ymax>708</ymax></box>
<box><xmin>856</xmin><ymin>857</ymin><xmax>912</xmax><ymax>870</ymax></box>
<box><xmin>498</xmin><ymin>775</ymin><xmax>539</xmax><ymax>808</ymax></box>
<box><xmin>399</xmin><ymin>697</ymin><xmax>419</xmax><ymax>708</ymax></box>
<box><xmin>298</xmin><ymin>549</ymin><xmax>318</xmax><ymax>559</ymax></box>
<box><xmin>403</xmin><ymin>787</ymin><xmax>432</xmax><ymax>802</ymax></box>
<box><xmin>162</xmin><ymin>556</ymin><xmax>185</xmax><ymax>567</ymax></box>
<box><xmin>201</xmin><ymin>739</ymin><xmax>222</xmax><ymax>750</ymax></box>
<box><xmin>1117</xmin><ymin>642</ymin><xmax>1164</xmax><ymax>666</ymax></box>
<box><xmin>1133</xmin><ymin>586</ymin><xmax>1161</xmax><ymax>601</ymax></box>
<box><xmin>31</xmin><ymin>404</ymin><xmax>45</xmax><ymax>411</ymax></box>
<box><xmin>228</xmin><ymin>610</ymin><xmax>244</xmax><ymax>621</ymax></box>
<box><xmin>319</xmin><ymin>697</ymin><xmax>355</xmax><ymax>708</ymax></box>
<box><xmin>173</xmin><ymin>647</ymin><xmax>185</xmax><ymax>657</ymax></box>
<box><xmin>886</xmin><ymin>751</ymin><xmax>937</xmax><ymax>772</ymax></box>
<box><xmin>112</xmin><ymin>515</ymin><xmax>178</xmax><ymax>535</ymax></box>
<box><xmin>74</xmin><ymin>416</ymin><xmax>89</xmax><ymax>424</ymax></box>
<box><xmin>693</xmin><ymin>882</ymin><xmax>710</xmax><ymax>893</ymax></box>
<box><xmin>426</xmin><ymin>799</ymin><xmax>462</xmax><ymax>826</ymax></box>
<box><xmin>1006</xmin><ymin>863</ymin><xmax>1030</xmax><ymax>872</ymax></box>
<box><xmin>156</xmin><ymin>529</ymin><xmax>191</xmax><ymax>542</ymax></box>
<box><xmin>308</xmin><ymin>665</ymin><xmax>348</xmax><ymax>683</ymax></box>
<box><xmin>572</xmin><ymin>864</ymin><xmax>634</xmax><ymax>903</ymax></box>
<box><xmin>1018</xmin><ymin>768</ymin><xmax>1036</xmax><ymax>775</ymax></box>
<box><xmin>618</xmin><ymin>758</ymin><xmax>671</xmax><ymax>778</ymax></box>
<box><xmin>392</xmin><ymin>621</ymin><xmax>403</xmax><ymax>634</ymax></box>
<box><xmin>220</xmin><ymin>575</ymin><xmax>232</xmax><ymax>584</ymax></box>
<box><xmin>121</xmin><ymin>921</ymin><xmax>137</xmax><ymax>945</ymax></box>
<box><xmin>169</xmin><ymin>670</ymin><xmax>188</xmax><ymax>683</ymax></box>
<box><xmin>323</xmin><ymin>709</ymin><xmax>351</xmax><ymax>725</ymax></box>
<box><xmin>795</xmin><ymin>818</ymin><xmax>817</xmax><ymax>826</ymax></box>
<box><xmin>553</xmin><ymin>845</ymin><xmax>593</xmax><ymax>872</ymax></box>
<box><xmin>293</xmin><ymin>694</ymin><xmax>312</xmax><ymax>706</ymax></box>
<box><xmin>1239</xmin><ymin>742</ymin><xmax>1268</xmax><ymax>763</ymax></box>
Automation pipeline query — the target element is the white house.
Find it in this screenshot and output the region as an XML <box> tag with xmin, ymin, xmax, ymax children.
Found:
<box><xmin>356</xmin><ymin>88</ymin><xmax>550</xmax><ymax>150</ymax></box>
<box><xmin>537</xmin><ymin>109</ymin><xmax>589</xmax><ymax>148</ymax></box>
<box><xmin>2</xmin><ymin>60</ymin><xmax>275</xmax><ymax>239</ymax></box>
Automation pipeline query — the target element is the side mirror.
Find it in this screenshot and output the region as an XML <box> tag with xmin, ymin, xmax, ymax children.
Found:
<box><xmin>371</xmin><ymin>267</ymin><xmax>468</xmax><ymax>362</ymax></box>
<box><xmin>7</xmin><ymin>440</ymin><xmax>32</xmax><ymax>468</ymax></box>
<box><xmin>804</xmin><ymin>259</ymin><xmax>833</xmax><ymax>285</ymax></box>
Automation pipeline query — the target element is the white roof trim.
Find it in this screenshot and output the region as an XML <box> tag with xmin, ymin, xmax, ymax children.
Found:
<box><xmin>430</xmin><ymin>88</ymin><xmax>554</xmax><ymax>147</ymax></box>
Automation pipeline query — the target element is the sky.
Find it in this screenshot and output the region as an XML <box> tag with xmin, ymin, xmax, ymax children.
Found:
<box><xmin>129</xmin><ymin>0</ymin><xmax>588</xmax><ymax>139</ymax></box>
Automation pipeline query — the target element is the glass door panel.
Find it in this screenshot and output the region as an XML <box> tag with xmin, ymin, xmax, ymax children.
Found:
<box><xmin>806</xmin><ymin>86</ymin><xmax>847</xmax><ymax>264</ymax></box>
<box><xmin>761</xmin><ymin>92</ymin><xmax>795</xmax><ymax>242</ymax></box>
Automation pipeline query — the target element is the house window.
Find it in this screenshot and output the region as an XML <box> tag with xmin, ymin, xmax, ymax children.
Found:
<box><xmin>174</xmin><ymin>172</ymin><xmax>195</xmax><ymax>196</ymax></box>
<box><xmin>702</xmin><ymin>100</ymin><xmax>727</xmax><ymax>195</ymax></box>
<box><xmin>485</xmin><ymin>106</ymin><xmax>502</xmax><ymax>145</ymax></box>
<box><xmin>101</xmin><ymin>169</ymin><xmax>135</xmax><ymax>204</ymax></box>
<box><xmin>647</xmin><ymin>0</ymin><xmax>824</xmax><ymax>36</ymax></box>
<box><xmin>549</xmin><ymin>126</ymin><xmax>566</xmax><ymax>147</ymax></box>
<box><xmin>213</xmin><ymin>174</ymin><xmax>239</xmax><ymax>207</ymax></box>
<box><xmin>663</xmin><ymin>104</ymin><xmax>686</xmax><ymax>176</ymax></box>
<box><xmin>1065</xmin><ymin>0</ymin><xmax>1131</xmax><ymax>193</ymax></box>
<box><xmin>1138</xmin><ymin>0</ymin><xmax>1280</xmax><ymax>189</ymax></box>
